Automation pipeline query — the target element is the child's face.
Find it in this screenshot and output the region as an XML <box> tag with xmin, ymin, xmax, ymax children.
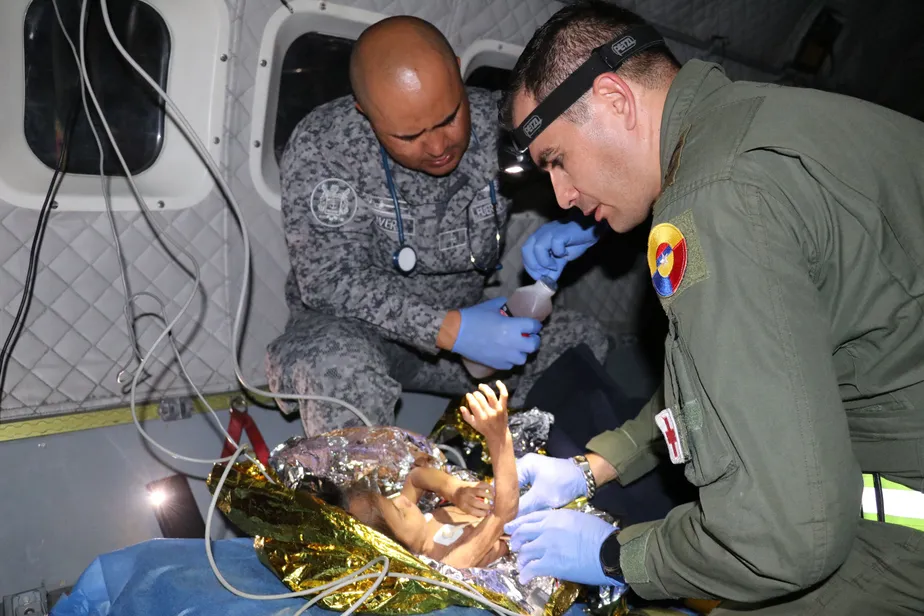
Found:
<box><xmin>378</xmin><ymin>493</ymin><xmax>429</xmax><ymax>553</ymax></box>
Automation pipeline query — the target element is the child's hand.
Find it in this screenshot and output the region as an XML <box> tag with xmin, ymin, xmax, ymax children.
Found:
<box><xmin>460</xmin><ymin>381</ymin><xmax>510</xmax><ymax>444</ymax></box>
<box><xmin>452</xmin><ymin>481</ymin><xmax>495</xmax><ymax>517</ymax></box>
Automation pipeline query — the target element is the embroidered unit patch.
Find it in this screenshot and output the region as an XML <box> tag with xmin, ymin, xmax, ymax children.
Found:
<box><xmin>310</xmin><ymin>178</ymin><xmax>358</xmax><ymax>227</ymax></box>
<box><xmin>648</xmin><ymin>223</ymin><xmax>688</xmax><ymax>298</ymax></box>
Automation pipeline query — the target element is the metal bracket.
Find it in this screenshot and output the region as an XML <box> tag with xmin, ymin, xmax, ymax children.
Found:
<box><xmin>3</xmin><ymin>586</ymin><xmax>49</xmax><ymax>616</ymax></box>
<box><xmin>157</xmin><ymin>397</ymin><xmax>194</xmax><ymax>422</ymax></box>
<box><xmin>230</xmin><ymin>395</ymin><xmax>248</xmax><ymax>414</ymax></box>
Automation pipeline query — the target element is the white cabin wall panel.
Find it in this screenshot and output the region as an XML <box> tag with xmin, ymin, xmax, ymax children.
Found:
<box><xmin>0</xmin><ymin>197</ymin><xmax>240</xmax><ymax>419</ymax></box>
<box><xmin>0</xmin><ymin>0</ymin><xmax>245</xmax><ymax>419</ymax></box>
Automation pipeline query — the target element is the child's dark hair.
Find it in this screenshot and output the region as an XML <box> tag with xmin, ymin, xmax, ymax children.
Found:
<box><xmin>299</xmin><ymin>475</ymin><xmax>396</xmax><ymax>541</ymax></box>
<box><xmin>343</xmin><ymin>489</ymin><xmax>397</xmax><ymax>542</ymax></box>
<box><xmin>296</xmin><ymin>474</ymin><xmax>348</xmax><ymax>508</ymax></box>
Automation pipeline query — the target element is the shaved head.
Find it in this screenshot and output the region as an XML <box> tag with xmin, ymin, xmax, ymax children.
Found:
<box><xmin>349</xmin><ymin>16</ymin><xmax>471</xmax><ymax>176</ymax></box>
<box><xmin>350</xmin><ymin>16</ymin><xmax>457</xmax><ymax>109</ymax></box>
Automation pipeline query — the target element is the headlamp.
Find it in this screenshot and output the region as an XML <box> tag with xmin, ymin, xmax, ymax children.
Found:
<box><xmin>499</xmin><ymin>25</ymin><xmax>666</xmax><ymax>176</ymax></box>
<box><xmin>498</xmin><ymin>135</ymin><xmax>531</xmax><ymax>175</ymax></box>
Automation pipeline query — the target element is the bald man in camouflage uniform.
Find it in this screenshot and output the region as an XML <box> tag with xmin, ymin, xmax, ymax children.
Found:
<box><xmin>266</xmin><ymin>16</ymin><xmax>609</xmax><ymax>435</ymax></box>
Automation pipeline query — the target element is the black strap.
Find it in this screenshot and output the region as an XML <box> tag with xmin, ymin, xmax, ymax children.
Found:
<box><xmin>512</xmin><ymin>55</ymin><xmax>609</xmax><ymax>149</ymax></box>
<box><xmin>873</xmin><ymin>472</ymin><xmax>886</xmax><ymax>523</ymax></box>
<box><xmin>512</xmin><ymin>25</ymin><xmax>666</xmax><ymax>151</ymax></box>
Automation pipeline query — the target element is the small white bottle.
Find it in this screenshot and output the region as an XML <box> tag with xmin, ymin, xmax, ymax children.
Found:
<box><xmin>462</xmin><ymin>276</ymin><xmax>558</xmax><ymax>379</ymax></box>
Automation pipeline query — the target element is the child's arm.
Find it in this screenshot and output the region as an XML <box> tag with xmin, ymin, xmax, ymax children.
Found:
<box><xmin>401</xmin><ymin>468</ymin><xmax>494</xmax><ymax>517</ymax></box>
<box><xmin>441</xmin><ymin>382</ymin><xmax>518</xmax><ymax>569</ymax></box>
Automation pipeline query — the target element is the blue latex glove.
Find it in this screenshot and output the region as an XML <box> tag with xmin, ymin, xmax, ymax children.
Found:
<box><xmin>505</xmin><ymin>509</ymin><xmax>621</xmax><ymax>586</ymax></box>
<box><xmin>522</xmin><ymin>219</ymin><xmax>602</xmax><ymax>282</ymax></box>
<box><xmin>516</xmin><ymin>452</ymin><xmax>588</xmax><ymax>516</ymax></box>
<box><xmin>452</xmin><ymin>297</ymin><xmax>542</xmax><ymax>370</ymax></box>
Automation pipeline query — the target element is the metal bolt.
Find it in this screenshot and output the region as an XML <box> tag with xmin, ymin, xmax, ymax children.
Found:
<box><xmin>320</xmin><ymin>2</ymin><xmax>327</xmax><ymax>10</ymax></box>
<box><xmin>254</xmin><ymin>140</ymin><xmax>262</xmax><ymax>148</ymax></box>
<box><xmin>51</xmin><ymin>200</ymin><xmax>59</xmax><ymax>209</ymax></box>
<box><xmin>213</xmin><ymin>137</ymin><xmax>220</xmax><ymax>144</ymax></box>
<box><xmin>260</xmin><ymin>59</ymin><xmax>267</xmax><ymax>67</ymax></box>
<box><xmin>157</xmin><ymin>200</ymin><xmax>165</xmax><ymax>208</ymax></box>
<box><xmin>220</xmin><ymin>53</ymin><xmax>228</xmax><ymax>62</ymax></box>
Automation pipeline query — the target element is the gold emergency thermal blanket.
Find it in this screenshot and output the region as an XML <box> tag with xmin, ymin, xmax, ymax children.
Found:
<box><xmin>209</xmin><ymin>402</ymin><xmax>630</xmax><ymax>616</ymax></box>
<box><xmin>206</xmin><ymin>459</ymin><xmax>584</xmax><ymax>616</ymax></box>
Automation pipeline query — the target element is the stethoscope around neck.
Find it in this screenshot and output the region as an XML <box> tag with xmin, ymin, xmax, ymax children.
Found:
<box><xmin>379</xmin><ymin>139</ymin><xmax>501</xmax><ymax>276</ymax></box>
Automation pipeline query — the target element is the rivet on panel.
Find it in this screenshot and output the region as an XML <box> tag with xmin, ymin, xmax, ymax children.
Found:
<box><xmin>220</xmin><ymin>53</ymin><xmax>228</xmax><ymax>62</ymax></box>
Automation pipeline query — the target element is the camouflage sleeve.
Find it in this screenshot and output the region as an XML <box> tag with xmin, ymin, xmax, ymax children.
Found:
<box><xmin>281</xmin><ymin>129</ymin><xmax>447</xmax><ymax>354</ymax></box>
<box><xmin>618</xmin><ymin>176</ymin><xmax>860</xmax><ymax>603</ymax></box>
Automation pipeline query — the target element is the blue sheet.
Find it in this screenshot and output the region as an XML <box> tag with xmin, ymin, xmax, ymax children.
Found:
<box><xmin>51</xmin><ymin>538</ymin><xmax>590</xmax><ymax>616</ymax></box>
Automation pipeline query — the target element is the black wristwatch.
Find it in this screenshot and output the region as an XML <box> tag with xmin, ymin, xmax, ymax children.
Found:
<box><xmin>599</xmin><ymin>530</ymin><xmax>622</xmax><ymax>580</ymax></box>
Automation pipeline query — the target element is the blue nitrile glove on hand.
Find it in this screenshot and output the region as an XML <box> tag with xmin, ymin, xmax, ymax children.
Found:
<box><xmin>516</xmin><ymin>453</ymin><xmax>588</xmax><ymax>516</ymax></box>
<box><xmin>506</xmin><ymin>509</ymin><xmax>620</xmax><ymax>586</ymax></box>
<box><xmin>452</xmin><ymin>297</ymin><xmax>542</xmax><ymax>370</ymax></box>
<box><xmin>522</xmin><ymin>219</ymin><xmax>603</xmax><ymax>282</ymax></box>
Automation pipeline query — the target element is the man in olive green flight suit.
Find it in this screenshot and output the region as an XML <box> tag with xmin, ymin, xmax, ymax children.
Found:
<box><xmin>499</xmin><ymin>2</ymin><xmax>924</xmax><ymax>614</ymax></box>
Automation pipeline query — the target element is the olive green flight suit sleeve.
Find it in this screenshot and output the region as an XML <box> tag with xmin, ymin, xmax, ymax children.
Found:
<box><xmin>618</xmin><ymin>177</ymin><xmax>862</xmax><ymax>602</ymax></box>
<box><xmin>585</xmin><ymin>386</ymin><xmax>665</xmax><ymax>485</ymax></box>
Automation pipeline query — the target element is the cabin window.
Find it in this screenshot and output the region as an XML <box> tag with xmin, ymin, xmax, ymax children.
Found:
<box><xmin>274</xmin><ymin>32</ymin><xmax>355</xmax><ymax>163</ymax></box>
<box><xmin>23</xmin><ymin>0</ymin><xmax>171</xmax><ymax>176</ymax></box>
<box><xmin>465</xmin><ymin>65</ymin><xmax>511</xmax><ymax>91</ymax></box>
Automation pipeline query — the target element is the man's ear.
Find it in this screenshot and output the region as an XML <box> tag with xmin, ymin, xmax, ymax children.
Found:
<box><xmin>592</xmin><ymin>72</ymin><xmax>636</xmax><ymax>130</ymax></box>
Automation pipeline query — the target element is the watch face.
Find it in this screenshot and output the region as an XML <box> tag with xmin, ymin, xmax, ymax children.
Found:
<box><xmin>599</xmin><ymin>530</ymin><xmax>622</xmax><ymax>578</ymax></box>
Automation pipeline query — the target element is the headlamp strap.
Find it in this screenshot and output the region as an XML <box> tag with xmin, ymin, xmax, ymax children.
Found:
<box><xmin>512</xmin><ymin>25</ymin><xmax>666</xmax><ymax>151</ymax></box>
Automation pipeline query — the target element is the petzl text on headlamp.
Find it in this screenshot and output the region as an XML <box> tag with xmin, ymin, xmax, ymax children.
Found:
<box><xmin>499</xmin><ymin>25</ymin><xmax>666</xmax><ymax>176</ymax></box>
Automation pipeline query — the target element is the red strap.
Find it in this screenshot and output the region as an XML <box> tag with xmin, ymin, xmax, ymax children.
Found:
<box><xmin>220</xmin><ymin>410</ymin><xmax>244</xmax><ymax>460</ymax></box>
<box><xmin>220</xmin><ymin>408</ymin><xmax>270</xmax><ymax>466</ymax></box>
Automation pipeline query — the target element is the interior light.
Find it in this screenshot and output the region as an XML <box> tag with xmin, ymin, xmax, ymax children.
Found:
<box><xmin>504</xmin><ymin>165</ymin><xmax>525</xmax><ymax>175</ymax></box>
<box><xmin>145</xmin><ymin>474</ymin><xmax>207</xmax><ymax>538</ymax></box>
<box><xmin>148</xmin><ymin>488</ymin><xmax>168</xmax><ymax>507</ymax></box>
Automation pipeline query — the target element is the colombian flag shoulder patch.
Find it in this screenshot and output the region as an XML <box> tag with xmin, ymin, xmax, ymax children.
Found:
<box><xmin>647</xmin><ymin>210</ymin><xmax>707</xmax><ymax>302</ymax></box>
<box><xmin>648</xmin><ymin>223</ymin><xmax>687</xmax><ymax>298</ymax></box>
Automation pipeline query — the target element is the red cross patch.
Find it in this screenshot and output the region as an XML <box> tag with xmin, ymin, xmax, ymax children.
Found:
<box><xmin>655</xmin><ymin>408</ymin><xmax>684</xmax><ymax>464</ymax></box>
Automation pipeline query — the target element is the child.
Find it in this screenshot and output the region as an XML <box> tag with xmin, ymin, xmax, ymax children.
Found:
<box><xmin>334</xmin><ymin>381</ymin><xmax>518</xmax><ymax>569</ymax></box>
